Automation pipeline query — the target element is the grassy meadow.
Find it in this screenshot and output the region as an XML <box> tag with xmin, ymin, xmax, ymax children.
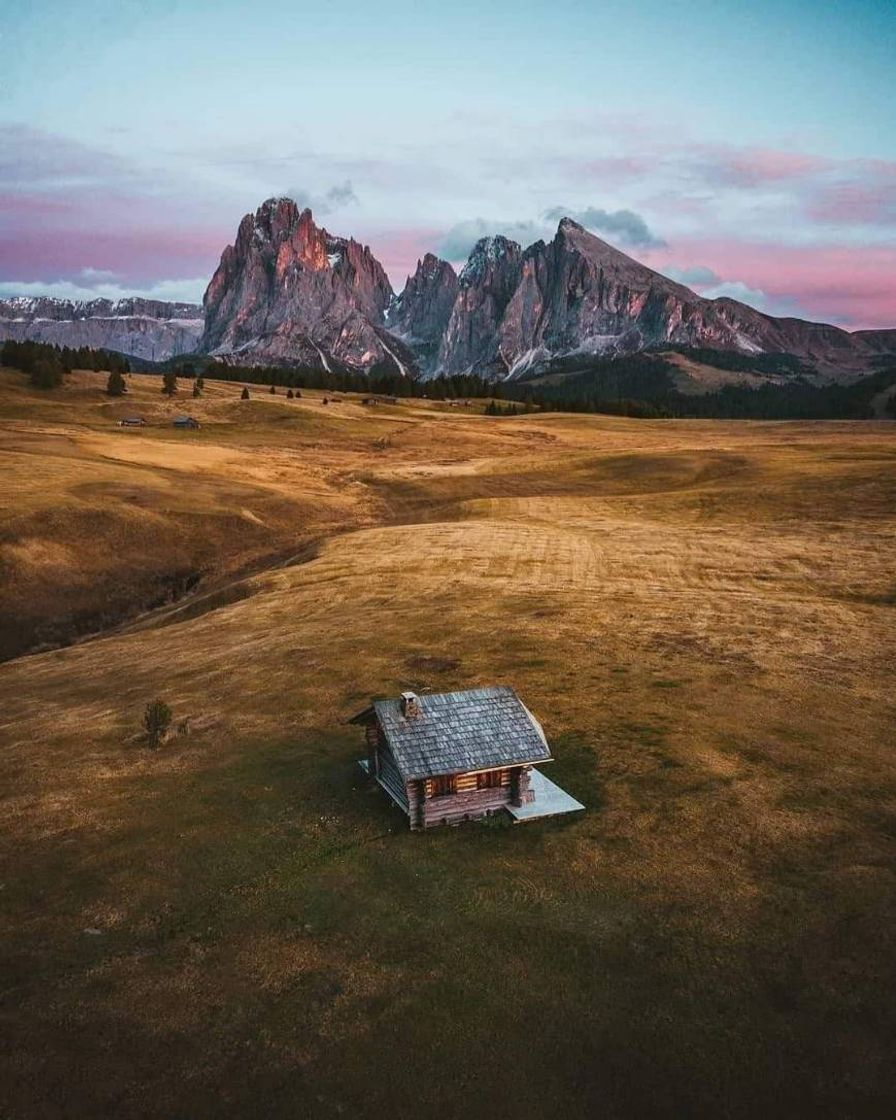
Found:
<box><xmin>1</xmin><ymin>367</ymin><xmax>895</xmax><ymax>1118</ymax></box>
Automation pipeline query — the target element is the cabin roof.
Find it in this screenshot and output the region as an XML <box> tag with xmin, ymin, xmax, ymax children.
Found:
<box><xmin>352</xmin><ymin>686</ymin><xmax>551</xmax><ymax>780</ymax></box>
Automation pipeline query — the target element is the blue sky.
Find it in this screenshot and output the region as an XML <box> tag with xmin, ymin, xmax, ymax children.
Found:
<box><xmin>2</xmin><ymin>0</ymin><xmax>895</xmax><ymax>325</ymax></box>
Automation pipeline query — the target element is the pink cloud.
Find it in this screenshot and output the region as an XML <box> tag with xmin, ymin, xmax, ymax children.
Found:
<box><xmin>806</xmin><ymin>161</ymin><xmax>896</xmax><ymax>226</ymax></box>
<box><xmin>686</xmin><ymin>144</ymin><xmax>831</xmax><ymax>188</ymax></box>
<box><xmin>0</xmin><ymin>193</ymin><xmax>77</xmax><ymax>221</ymax></box>
<box><xmin>647</xmin><ymin>239</ymin><xmax>896</xmax><ymax>329</ymax></box>
<box><xmin>0</xmin><ymin>228</ymin><xmax>225</xmax><ymax>287</ymax></box>
<box><xmin>578</xmin><ymin>156</ymin><xmax>652</xmax><ymax>182</ymax></box>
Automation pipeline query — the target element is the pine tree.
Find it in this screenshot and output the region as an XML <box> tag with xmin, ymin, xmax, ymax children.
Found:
<box><xmin>241</xmin><ymin>386</ymin><xmax>250</xmax><ymax>400</ymax></box>
<box><xmin>30</xmin><ymin>355</ymin><xmax>64</xmax><ymax>390</ymax></box>
<box><xmin>106</xmin><ymin>369</ymin><xmax>127</xmax><ymax>396</ymax></box>
<box><xmin>269</xmin><ymin>384</ymin><xmax>276</xmax><ymax>394</ymax></box>
<box><xmin>143</xmin><ymin>699</ymin><xmax>172</xmax><ymax>749</ymax></box>
<box><xmin>286</xmin><ymin>388</ymin><xmax>294</xmax><ymax>399</ymax></box>
<box><xmin>162</xmin><ymin>371</ymin><xmax>178</xmax><ymax>396</ymax></box>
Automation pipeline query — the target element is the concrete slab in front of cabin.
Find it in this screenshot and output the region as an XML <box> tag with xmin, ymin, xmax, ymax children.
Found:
<box><xmin>506</xmin><ymin>767</ymin><xmax>585</xmax><ymax>822</ymax></box>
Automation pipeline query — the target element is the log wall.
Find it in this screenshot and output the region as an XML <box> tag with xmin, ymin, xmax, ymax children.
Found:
<box><xmin>376</xmin><ymin>745</ymin><xmax>409</xmax><ymax>812</ymax></box>
<box><xmin>407</xmin><ymin>768</ymin><xmax>518</xmax><ymax>828</ymax></box>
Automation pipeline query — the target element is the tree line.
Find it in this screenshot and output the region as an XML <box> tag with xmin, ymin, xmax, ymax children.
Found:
<box><xmin>6</xmin><ymin>337</ymin><xmax>894</xmax><ymax>419</ymax></box>
<box><xmin>198</xmin><ymin>360</ymin><xmax>499</xmax><ymax>401</ymax></box>
<box><xmin>507</xmin><ymin>352</ymin><xmax>896</xmax><ymax>420</ymax></box>
<box><xmin>1</xmin><ymin>339</ymin><xmax>130</xmax><ymax>389</ymax></box>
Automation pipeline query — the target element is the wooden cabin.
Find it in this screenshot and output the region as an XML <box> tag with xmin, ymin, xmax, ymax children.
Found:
<box><xmin>172</xmin><ymin>415</ymin><xmax>201</xmax><ymax>429</ymax></box>
<box><xmin>351</xmin><ymin>686</ymin><xmax>582</xmax><ymax>829</ymax></box>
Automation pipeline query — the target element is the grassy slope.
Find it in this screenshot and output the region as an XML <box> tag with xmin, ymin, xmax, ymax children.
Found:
<box><xmin>0</xmin><ymin>369</ymin><xmax>419</xmax><ymax>658</ymax></box>
<box><xmin>1</xmin><ymin>370</ymin><xmax>896</xmax><ymax>1118</ymax></box>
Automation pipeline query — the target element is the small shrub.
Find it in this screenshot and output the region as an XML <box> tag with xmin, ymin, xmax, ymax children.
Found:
<box><xmin>143</xmin><ymin>699</ymin><xmax>172</xmax><ymax>748</ymax></box>
<box><xmin>287</xmin><ymin>389</ymin><xmax>294</xmax><ymax>399</ymax></box>
<box><xmin>241</xmin><ymin>386</ymin><xmax>250</xmax><ymax>400</ymax></box>
<box><xmin>481</xmin><ymin>810</ymin><xmax>513</xmax><ymax>829</ymax></box>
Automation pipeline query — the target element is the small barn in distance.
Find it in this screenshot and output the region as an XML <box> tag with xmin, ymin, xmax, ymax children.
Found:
<box><xmin>173</xmin><ymin>415</ymin><xmax>201</xmax><ymax>429</ymax></box>
<box><xmin>351</xmin><ymin>686</ymin><xmax>584</xmax><ymax>829</ymax></box>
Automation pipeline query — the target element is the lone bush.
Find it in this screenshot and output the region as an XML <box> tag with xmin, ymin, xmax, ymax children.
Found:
<box><xmin>241</xmin><ymin>386</ymin><xmax>250</xmax><ymax>400</ymax></box>
<box><xmin>143</xmin><ymin>699</ymin><xmax>172</xmax><ymax>748</ymax></box>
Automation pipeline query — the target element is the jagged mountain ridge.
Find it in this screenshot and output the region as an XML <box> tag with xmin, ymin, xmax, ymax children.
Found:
<box><xmin>0</xmin><ymin>297</ymin><xmax>203</xmax><ymax>362</ymax></box>
<box><xmin>202</xmin><ymin>204</ymin><xmax>895</xmax><ymax>381</ymax></box>
<box><xmin>428</xmin><ymin>219</ymin><xmax>896</xmax><ymax>380</ymax></box>
<box><xmin>2</xmin><ymin>200</ymin><xmax>893</xmax><ymax>378</ymax></box>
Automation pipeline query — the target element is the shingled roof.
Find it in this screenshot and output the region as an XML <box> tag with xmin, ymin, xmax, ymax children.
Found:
<box><xmin>354</xmin><ymin>686</ymin><xmax>551</xmax><ymax>780</ymax></box>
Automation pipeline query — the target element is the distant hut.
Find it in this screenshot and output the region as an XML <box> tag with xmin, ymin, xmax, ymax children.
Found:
<box><xmin>351</xmin><ymin>686</ymin><xmax>584</xmax><ymax>829</ymax></box>
<box><xmin>118</xmin><ymin>417</ymin><xmax>146</xmax><ymax>427</ymax></box>
<box><xmin>172</xmin><ymin>415</ymin><xmax>201</xmax><ymax>429</ymax></box>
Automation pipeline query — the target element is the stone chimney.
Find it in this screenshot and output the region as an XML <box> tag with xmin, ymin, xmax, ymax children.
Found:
<box><xmin>400</xmin><ymin>691</ymin><xmax>420</xmax><ymax>719</ymax></box>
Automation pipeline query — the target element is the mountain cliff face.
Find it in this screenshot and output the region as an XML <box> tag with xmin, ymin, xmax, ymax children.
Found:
<box><xmin>415</xmin><ymin>218</ymin><xmax>896</xmax><ymax>380</ymax></box>
<box><xmin>0</xmin><ymin>297</ymin><xmax>203</xmax><ymax>362</ymax></box>
<box><xmin>201</xmin><ymin>198</ymin><xmax>401</xmax><ymax>372</ymax></box>
<box><xmin>386</xmin><ymin>253</ymin><xmax>457</xmax><ymax>374</ymax></box>
<box><xmin>435</xmin><ymin>237</ymin><xmax>524</xmax><ymax>376</ymax></box>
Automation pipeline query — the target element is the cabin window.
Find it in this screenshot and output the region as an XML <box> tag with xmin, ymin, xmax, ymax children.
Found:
<box><xmin>431</xmin><ymin>774</ymin><xmax>456</xmax><ymax>797</ymax></box>
<box><xmin>477</xmin><ymin>770</ymin><xmax>503</xmax><ymax>790</ymax></box>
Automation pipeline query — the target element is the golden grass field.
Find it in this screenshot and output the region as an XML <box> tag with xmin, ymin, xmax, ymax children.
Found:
<box><xmin>1</xmin><ymin>367</ymin><xmax>895</xmax><ymax>1118</ymax></box>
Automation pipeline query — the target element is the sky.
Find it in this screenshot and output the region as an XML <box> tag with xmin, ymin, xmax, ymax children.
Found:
<box><xmin>1</xmin><ymin>0</ymin><xmax>895</xmax><ymax>328</ymax></box>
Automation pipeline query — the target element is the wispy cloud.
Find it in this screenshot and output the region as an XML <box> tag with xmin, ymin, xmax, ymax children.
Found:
<box><xmin>685</xmin><ymin>145</ymin><xmax>831</xmax><ymax>189</ymax></box>
<box><xmin>283</xmin><ymin>180</ymin><xmax>360</xmax><ymax>216</ymax></box>
<box><xmin>663</xmin><ymin>265</ymin><xmax>722</xmax><ymax>287</ymax></box>
<box><xmin>435</xmin><ymin>217</ymin><xmax>543</xmax><ymax>260</ymax></box>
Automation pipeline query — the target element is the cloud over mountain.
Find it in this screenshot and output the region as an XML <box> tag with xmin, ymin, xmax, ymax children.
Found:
<box><xmin>283</xmin><ymin>181</ymin><xmax>359</xmax><ymax>215</ymax></box>
<box><xmin>542</xmin><ymin>206</ymin><xmax>665</xmax><ymax>248</ymax></box>
<box><xmin>436</xmin><ymin>206</ymin><xmax>664</xmax><ymax>262</ymax></box>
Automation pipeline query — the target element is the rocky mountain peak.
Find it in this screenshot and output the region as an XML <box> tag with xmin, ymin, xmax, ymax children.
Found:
<box><xmin>388</xmin><ymin>253</ymin><xmax>458</xmax><ymax>375</ymax></box>
<box><xmin>459</xmin><ymin>235</ymin><xmax>522</xmax><ymax>287</ymax></box>
<box><xmin>201</xmin><ymin>198</ymin><xmax>396</xmax><ymax>371</ymax></box>
<box><xmin>435</xmin><ymin>236</ymin><xmax>524</xmax><ymax>375</ymax></box>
